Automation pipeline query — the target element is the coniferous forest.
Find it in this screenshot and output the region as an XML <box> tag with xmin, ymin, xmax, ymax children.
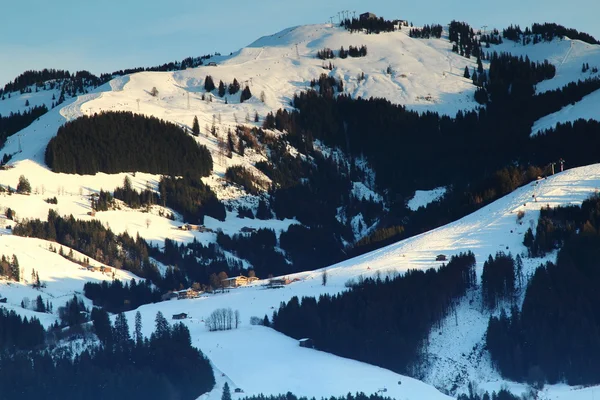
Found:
<box><xmin>0</xmin><ymin>105</ymin><xmax>48</xmax><ymax>149</ymax></box>
<box><xmin>487</xmin><ymin>195</ymin><xmax>600</xmax><ymax>386</ymax></box>
<box><xmin>45</xmin><ymin>111</ymin><xmax>212</xmax><ymax>176</ymax></box>
<box><xmin>0</xmin><ymin>310</ymin><xmax>214</xmax><ymax>400</ymax></box>
<box><xmin>272</xmin><ymin>253</ymin><xmax>476</xmax><ymax>374</ymax></box>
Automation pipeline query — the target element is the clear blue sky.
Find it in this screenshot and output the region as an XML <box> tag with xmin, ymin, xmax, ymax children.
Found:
<box><xmin>0</xmin><ymin>0</ymin><xmax>597</xmax><ymax>86</ymax></box>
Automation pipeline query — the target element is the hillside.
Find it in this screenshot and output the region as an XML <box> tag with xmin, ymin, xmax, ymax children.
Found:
<box><xmin>2</xmin><ymin>19</ymin><xmax>600</xmax><ymax>400</ymax></box>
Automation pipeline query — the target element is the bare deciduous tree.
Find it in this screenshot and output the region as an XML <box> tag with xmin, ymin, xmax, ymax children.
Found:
<box><xmin>206</xmin><ymin>308</ymin><xmax>240</xmax><ymax>332</ymax></box>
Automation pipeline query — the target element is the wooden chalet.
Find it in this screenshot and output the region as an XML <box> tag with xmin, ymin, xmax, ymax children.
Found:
<box><xmin>176</xmin><ymin>288</ymin><xmax>201</xmax><ymax>300</ymax></box>
<box><xmin>436</xmin><ymin>254</ymin><xmax>447</xmax><ymax>261</ymax></box>
<box><xmin>221</xmin><ymin>276</ymin><xmax>248</xmax><ymax>288</ymax></box>
<box><xmin>360</xmin><ymin>12</ymin><xmax>376</xmax><ymax>20</ymax></box>
<box><xmin>266</xmin><ymin>277</ymin><xmax>291</xmax><ymax>288</ymax></box>
<box><xmin>172</xmin><ymin>313</ymin><xmax>188</xmax><ymax>320</ymax></box>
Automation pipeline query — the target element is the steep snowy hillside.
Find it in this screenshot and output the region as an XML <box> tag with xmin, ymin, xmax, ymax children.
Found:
<box><xmin>0</xmin><ymin>234</ymin><xmax>139</xmax><ymax>327</ymax></box>
<box><xmin>118</xmin><ymin>163</ymin><xmax>600</xmax><ymax>399</ymax></box>
<box><xmin>488</xmin><ymin>37</ymin><xmax>600</xmax><ymax>134</ymax></box>
<box><xmin>491</xmin><ymin>37</ymin><xmax>600</xmax><ymax>93</ymax></box>
<box><xmin>4</xmin><ymin>21</ymin><xmax>600</xmax><ymax>400</ymax></box>
<box><xmin>0</xmin><ymin>22</ymin><xmax>485</xmax><ymax>280</ymax></box>
<box><xmin>532</xmin><ymin>87</ymin><xmax>600</xmax><ymax>135</ymax></box>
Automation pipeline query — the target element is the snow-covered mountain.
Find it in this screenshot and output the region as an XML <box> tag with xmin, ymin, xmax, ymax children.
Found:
<box><xmin>2</xmin><ymin>20</ymin><xmax>600</xmax><ymax>400</ymax></box>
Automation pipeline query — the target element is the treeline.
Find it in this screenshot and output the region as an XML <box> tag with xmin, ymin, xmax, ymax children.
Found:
<box><xmin>272</xmin><ymin>252</ymin><xmax>476</xmax><ymax>374</ymax></box>
<box><xmin>0</xmin><ymin>309</ymin><xmax>45</xmax><ymax>351</ymax></box>
<box><xmin>530</xmin><ymin>119</ymin><xmax>600</xmax><ymax>177</ymax></box>
<box><xmin>113</xmin><ymin>177</ymin><xmax>156</xmax><ymax>209</ymax></box>
<box><xmin>84</xmin><ymin>279</ymin><xmax>162</xmax><ymax>313</ymax></box>
<box><xmin>1</xmin><ymin>53</ymin><xmax>218</xmax><ymax>98</ymax></box>
<box><xmin>217</xmin><ymin>228</ymin><xmax>289</xmax><ymax>278</ymax></box>
<box><xmin>13</xmin><ymin>210</ymin><xmax>162</xmax><ymax>284</ymax></box>
<box><xmin>503</xmin><ymin>23</ymin><xmax>600</xmax><ymax>45</ymax></box>
<box><xmin>0</xmin><ymin>105</ymin><xmax>48</xmax><ymax>149</ymax></box>
<box><xmin>488</xmin><ymin>194</ymin><xmax>600</xmax><ymax>385</ymax></box>
<box><xmin>317</xmin><ymin>45</ymin><xmax>368</xmax><ymax>60</ymax></box>
<box><xmin>158</xmin><ymin>174</ymin><xmax>226</xmax><ymax>224</ymax></box>
<box><xmin>523</xmin><ymin>194</ymin><xmax>600</xmax><ymax>257</ymax></box>
<box><xmin>242</xmin><ymin>393</ymin><xmax>396</xmax><ymax>400</ymax></box>
<box><xmin>308</xmin><ymin>73</ymin><xmax>344</xmax><ymax>97</ymax></box>
<box><xmin>457</xmin><ymin>386</ymin><xmax>521</xmax><ymax>400</ymax></box>
<box><xmin>20</xmin><ymin>213</ymin><xmax>229</xmax><ymax>299</ymax></box>
<box><xmin>341</xmin><ymin>17</ymin><xmax>397</xmax><ymax>34</ymax></box>
<box><xmin>151</xmin><ymin>238</ymin><xmax>242</xmax><ymax>290</ymax></box>
<box><xmin>0</xmin><ymin>69</ymin><xmax>98</xmax><ymax>97</ymax></box>
<box><xmin>45</xmin><ymin>111</ymin><xmax>213</xmax><ymax>176</ymax></box>
<box><xmin>112</xmin><ymin>174</ymin><xmax>225</xmax><ymax>225</ymax></box>
<box><xmin>225</xmin><ymin>165</ymin><xmax>266</xmax><ymax>195</ymax></box>
<box><xmin>449</xmin><ymin>20</ymin><xmax>480</xmax><ymax>59</ymax></box>
<box><xmin>243</xmin><ymin>389</ymin><xmax>519</xmax><ymax>400</ymax></box>
<box><xmin>409</xmin><ymin>24</ymin><xmax>443</xmax><ymax>39</ymax></box>
<box><xmin>0</xmin><ymin>311</ymin><xmax>214</xmax><ymax>400</ymax></box>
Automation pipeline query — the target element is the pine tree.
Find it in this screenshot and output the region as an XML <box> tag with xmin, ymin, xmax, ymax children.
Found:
<box><xmin>91</xmin><ymin>307</ymin><xmax>113</xmax><ymax>345</ymax></box>
<box><xmin>10</xmin><ymin>255</ymin><xmax>19</xmax><ymax>282</ymax></box>
<box><xmin>35</xmin><ymin>295</ymin><xmax>46</xmax><ymax>313</ymax></box>
<box><xmin>240</xmin><ymin>86</ymin><xmax>252</xmax><ymax>103</ymax></box>
<box><xmin>464</xmin><ymin>66</ymin><xmax>471</xmax><ymax>79</ymax></box>
<box><xmin>155</xmin><ymin>311</ymin><xmax>170</xmax><ymax>339</ymax></box>
<box><xmin>204</xmin><ymin>75</ymin><xmax>215</xmax><ymax>92</ymax></box>
<box><xmin>228</xmin><ymin>79</ymin><xmax>240</xmax><ymax>95</ymax></box>
<box><xmin>114</xmin><ymin>312</ymin><xmax>131</xmax><ymax>346</ymax></box>
<box><xmin>135</xmin><ymin>311</ymin><xmax>143</xmax><ymax>344</ymax></box>
<box><xmin>256</xmin><ymin>199</ymin><xmax>271</xmax><ymax>219</ymax></box>
<box><xmin>222</xmin><ymin>382</ymin><xmax>232</xmax><ymax>400</ymax></box>
<box><xmin>16</xmin><ymin>175</ymin><xmax>31</xmax><ymax>194</ymax></box>
<box><xmin>218</xmin><ymin>80</ymin><xmax>226</xmax><ymax>97</ymax></box>
<box><xmin>192</xmin><ymin>116</ymin><xmax>200</xmax><ymax>136</ymax></box>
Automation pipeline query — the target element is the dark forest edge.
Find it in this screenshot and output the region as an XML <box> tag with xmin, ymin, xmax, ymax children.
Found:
<box><xmin>270</xmin><ymin>253</ymin><xmax>476</xmax><ymax>375</ymax></box>
<box><xmin>239</xmin><ymin>388</ymin><xmax>520</xmax><ymax>400</ymax></box>
<box><xmin>487</xmin><ymin>194</ymin><xmax>600</xmax><ymax>386</ymax></box>
<box><xmin>0</xmin><ymin>307</ymin><xmax>214</xmax><ymax>400</ymax></box>
<box><xmin>45</xmin><ymin>111</ymin><xmax>212</xmax><ymax>176</ymax></box>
